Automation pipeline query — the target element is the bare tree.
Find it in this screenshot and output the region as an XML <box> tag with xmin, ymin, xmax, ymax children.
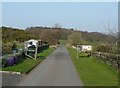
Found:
<box><xmin>105</xmin><ymin>22</ymin><xmax>118</xmax><ymax>38</ymax></box>
<box><xmin>104</xmin><ymin>22</ymin><xmax>118</xmax><ymax>54</ymax></box>
<box><xmin>53</xmin><ymin>23</ymin><xmax>62</xmax><ymax>28</ymax></box>
<box><xmin>67</xmin><ymin>33</ymin><xmax>83</xmax><ymax>46</ymax></box>
<box><xmin>40</xmin><ymin>29</ymin><xmax>59</xmax><ymax>45</ymax></box>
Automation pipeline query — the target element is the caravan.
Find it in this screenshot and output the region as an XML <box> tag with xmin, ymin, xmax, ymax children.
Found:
<box><xmin>77</xmin><ymin>45</ymin><xmax>92</xmax><ymax>52</ymax></box>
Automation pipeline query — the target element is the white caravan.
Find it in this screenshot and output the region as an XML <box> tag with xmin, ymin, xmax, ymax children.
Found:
<box><xmin>77</xmin><ymin>45</ymin><xmax>92</xmax><ymax>52</ymax></box>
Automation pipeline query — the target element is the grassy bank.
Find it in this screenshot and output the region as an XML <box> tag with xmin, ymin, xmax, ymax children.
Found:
<box><xmin>2</xmin><ymin>47</ymin><xmax>55</xmax><ymax>74</ymax></box>
<box><xmin>67</xmin><ymin>47</ymin><xmax>118</xmax><ymax>86</ymax></box>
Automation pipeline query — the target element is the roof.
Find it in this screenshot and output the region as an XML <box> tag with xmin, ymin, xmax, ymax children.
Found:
<box><xmin>26</xmin><ymin>39</ymin><xmax>38</xmax><ymax>43</ymax></box>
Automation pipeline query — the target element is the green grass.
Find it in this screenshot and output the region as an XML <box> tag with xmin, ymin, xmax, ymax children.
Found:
<box><xmin>2</xmin><ymin>58</ymin><xmax>41</xmax><ymax>73</ymax></box>
<box><xmin>2</xmin><ymin>47</ymin><xmax>55</xmax><ymax>74</ymax></box>
<box><xmin>67</xmin><ymin>47</ymin><xmax>118</xmax><ymax>86</ymax></box>
<box><xmin>59</xmin><ymin>39</ymin><xmax>66</xmax><ymax>45</ymax></box>
<box><xmin>37</xmin><ymin>47</ymin><xmax>55</xmax><ymax>59</ymax></box>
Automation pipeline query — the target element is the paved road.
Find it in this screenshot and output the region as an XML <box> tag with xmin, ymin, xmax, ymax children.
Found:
<box><xmin>17</xmin><ymin>45</ymin><xmax>83</xmax><ymax>86</ymax></box>
<box><xmin>2</xmin><ymin>73</ymin><xmax>24</xmax><ymax>86</ymax></box>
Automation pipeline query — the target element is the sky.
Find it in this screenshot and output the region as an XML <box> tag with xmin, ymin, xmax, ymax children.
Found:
<box><xmin>2</xmin><ymin>2</ymin><xmax>118</xmax><ymax>33</ymax></box>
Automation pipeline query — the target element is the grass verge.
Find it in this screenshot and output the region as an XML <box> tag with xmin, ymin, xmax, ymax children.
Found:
<box><xmin>67</xmin><ymin>47</ymin><xmax>118</xmax><ymax>86</ymax></box>
<box><xmin>2</xmin><ymin>47</ymin><xmax>55</xmax><ymax>74</ymax></box>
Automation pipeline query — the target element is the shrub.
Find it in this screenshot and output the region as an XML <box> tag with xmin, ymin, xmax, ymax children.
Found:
<box><xmin>95</xmin><ymin>44</ymin><xmax>112</xmax><ymax>53</ymax></box>
<box><xmin>2</xmin><ymin>42</ymin><xmax>13</xmax><ymax>54</ymax></box>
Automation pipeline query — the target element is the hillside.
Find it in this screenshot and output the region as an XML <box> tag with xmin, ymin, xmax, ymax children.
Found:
<box><xmin>26</xmin><ymin>26</ymin><xmax>116</xmax><ymax>44</ymax></box>
<box><xmin>1</xmin><ymin>26</ymin><xmax>117</xmax><ymax>54</ymax></box>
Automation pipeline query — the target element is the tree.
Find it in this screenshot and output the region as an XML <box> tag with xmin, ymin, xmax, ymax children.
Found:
<box><xmin>104</xmin><ymin>22</ymin><xmax>118</xmax><ymax>53</ymax></box>
<box><xmin>53</xmin><ymin>23</ymin><xmax>62</xmax><ymax>28</ymax></box>
<box><xmin>40</xmin><ymin>29</ymin><xmax>59</xmax><ymax>45</ymax></box>
<box><xmin>105</xmin><ymin>22</ymin><xmax>118</xmax><ymax>38</ymax></box>
<box><xmin>95</xmin><ymin>44</ymin><xmax>112</xmax><ymax>53</ymax></box>
<box><xmin>2</xmin><ymin>26</ymin><xmax>39</xmax><ymax>43</ymax></box>
<box><xmin>67</xmin><ymin>33</ymin><xmax>83</xmax><ymax>46</ymax></box>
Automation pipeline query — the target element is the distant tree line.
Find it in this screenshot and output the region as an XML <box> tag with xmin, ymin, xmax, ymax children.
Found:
<box><xmin>1</xmin><ymin>26</ymin><xmax>117</xmax><ymax>54</ymax></box>
<box><xmin>26</xmin><ymin>26</ymin><xmax>116</xmax><ymax>45</ymax></box>
<box><xmin>2</xmin><ymin>26</ymin><xmax>38</xmax><ymax>43</ymax></box>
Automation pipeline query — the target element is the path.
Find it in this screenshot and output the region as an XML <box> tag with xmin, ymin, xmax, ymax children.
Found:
<box><xmin>17</xmin><ymin>45</ymin><xmax>83</xmax><ymax>86</ymax></box>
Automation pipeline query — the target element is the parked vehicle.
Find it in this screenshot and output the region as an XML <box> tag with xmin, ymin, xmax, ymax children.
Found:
<box><xmin>77</xmin><ymin>45</ymin><xmax>92</xmax><ymax>52</ymax></box>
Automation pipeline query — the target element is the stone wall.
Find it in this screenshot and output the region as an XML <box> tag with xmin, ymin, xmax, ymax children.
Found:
<box><xmin>91</xmin><ymin>52</ymin><xmax>119</xmax><ymax>72</ymax></box>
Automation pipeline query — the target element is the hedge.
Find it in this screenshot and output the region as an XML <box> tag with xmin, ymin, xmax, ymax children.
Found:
<box><xmin>37</xmin><ymin>44</ymin><xmax>49</xmax><ymax>53</ymax></box>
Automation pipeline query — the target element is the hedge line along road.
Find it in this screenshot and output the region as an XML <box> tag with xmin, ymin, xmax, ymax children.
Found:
<box><xmin>15</xmin><ymin>45</ymin><xmax>83</xmax><ymax>86</ymax></box>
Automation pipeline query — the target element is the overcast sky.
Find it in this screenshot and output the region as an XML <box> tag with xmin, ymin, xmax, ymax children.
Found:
<box><xmin>2</xmin><ymin>2</ymin><xmax>118</xmax><ymax>33</ymax></box>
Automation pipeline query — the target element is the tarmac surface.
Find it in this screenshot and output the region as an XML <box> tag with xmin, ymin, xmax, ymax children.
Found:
<box><xmin>2</xmin><ymin>73</ymin><xmax>24</xmax><ymax>86</ymax></box>
<box><xmin>3</xmin><ymin>45</ymin><xmax>83</xmax><ymax>86</ymax></box>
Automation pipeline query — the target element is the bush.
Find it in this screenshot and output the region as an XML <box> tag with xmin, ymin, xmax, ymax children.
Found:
<box><xmin>37</xmin><ymin>44</ymin><xmax>49</xmax><ymax>53</ymax></box>
<box><xmin>2</xmin><ymin>42</ymin><xmax>13</xmax><ymax>54</ymax></box>
<box><xmin>95</xmin><ymin>44</ymin><xmax>112</xmax><ymax>53</ymax></box>
<box><xmin>2</xmin><ymin>51</ymin><xmax>25</xmax><ymax>67</ymax></box>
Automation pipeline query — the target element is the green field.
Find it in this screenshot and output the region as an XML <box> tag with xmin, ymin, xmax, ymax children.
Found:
<box><xmin>67</xmin><ymin>47</ymin><xmax>118</xmax><ymax>86</ymax></box>
<box><xmin>2</xmin><ymin>47</ymin><xmax>55</xmax><ymax>74</ymax></box>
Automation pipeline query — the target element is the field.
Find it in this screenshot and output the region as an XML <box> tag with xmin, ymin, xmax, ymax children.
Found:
<box><xmin>67</xmin><ymin>47</ymin><xmax>118</xmax><ymax>86</ymax></box>
<box><xmin>2</xmin><ymin>47</ymin><xmax>55</xmax><ymax>74</ymax></box>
